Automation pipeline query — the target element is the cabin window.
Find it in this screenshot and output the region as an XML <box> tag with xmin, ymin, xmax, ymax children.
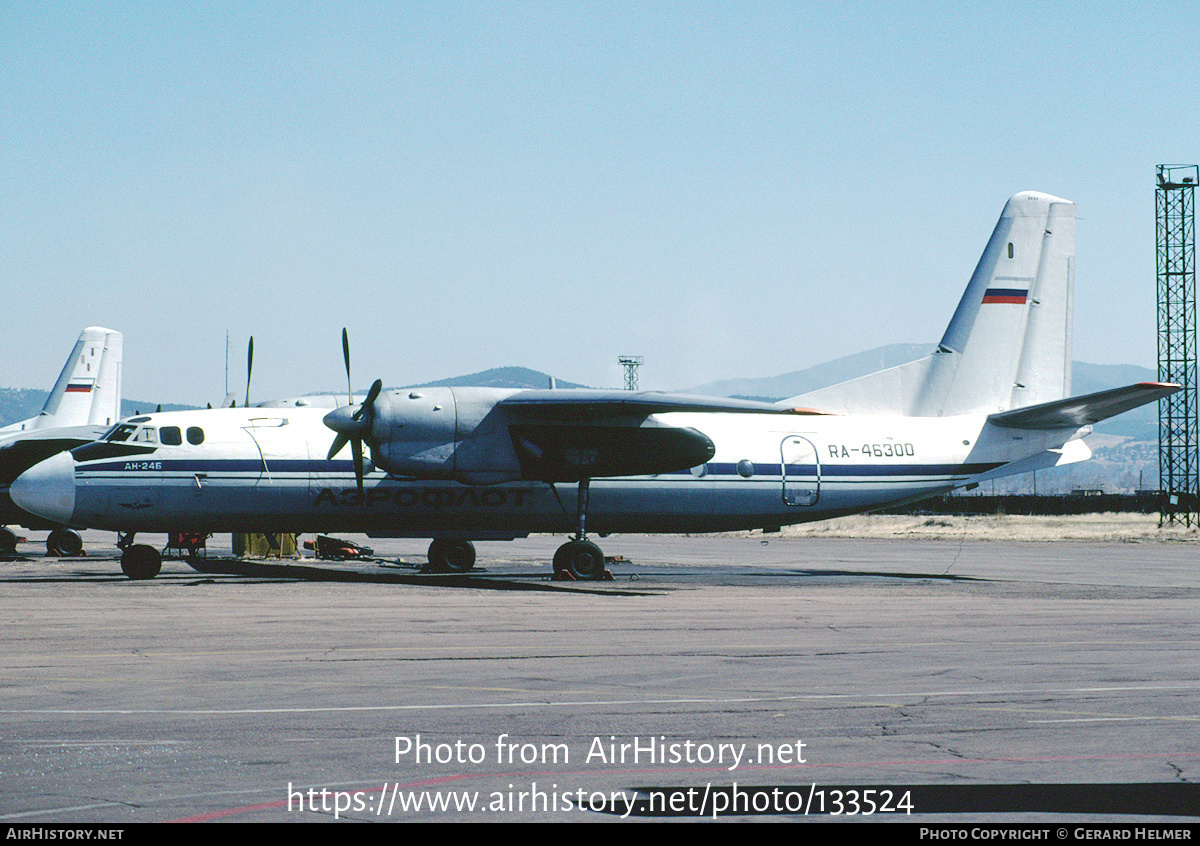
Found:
<box><xmin>187</xmin><ymin>426</ymin><xmax>205</xmax><ymax>445</ymax></box>
<box><xmin>1007</xmin><ymin>242</ymin><xmax>1014</xmax><ymax>259</ymax></box>
<box><xmin>160</xmin><ymin>426</ymin><xmax>182</xmax><ymax>446</ymax></box>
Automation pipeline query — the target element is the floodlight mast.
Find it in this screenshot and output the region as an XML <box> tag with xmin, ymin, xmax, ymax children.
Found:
<box><xmin>619</xmin><ymin>355</ymin><xmax>644</xmax><ymax>391</ymax></box>
<box><xmin>1157</xmin><ymin>164</ymin><xmax>1199</xmax><ymax>526</ymax></box>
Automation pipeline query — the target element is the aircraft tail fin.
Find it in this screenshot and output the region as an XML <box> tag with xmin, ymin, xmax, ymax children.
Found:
<box><xmin>785</xmin><ymin>192</ymin><xmax>1076</xmax><ymax>417</ymax></box>
<box><xmin>33</xmin><ymin>327</ymin><xmax>123</xmax><ymax>430</ymax></box>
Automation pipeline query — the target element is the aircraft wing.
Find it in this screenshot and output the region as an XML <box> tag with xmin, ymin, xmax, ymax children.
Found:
<box><xmin>987</xmin><ymin>382</ymin><xmax>1179</xmax><ymax>430</ymax></box>
<box><xmin>0</xmin><ymin>425</ymin><xmax>109</xmax><ymax>485</ymax></box>
<box><xmin>494</xmin><ymin>390</ymin><xmax>817</xmax><ymax>481</ymax></box>
<box><xmin>497</xmin><ymin>390</ymin><xmax>825</xmax><ymax>419</ymax></box>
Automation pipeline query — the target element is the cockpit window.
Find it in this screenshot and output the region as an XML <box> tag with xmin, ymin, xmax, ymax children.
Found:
<box><xmin>160</xmin><ymin>426</ymin><xmax>182</xmax><ymax>446</ymax></box>
<box><xmin>187</xmin><ymin>426</ymin><xmax>205</xmax><ymax>445</ymax></box>
<box><xmin>131</xmin><ymin>427</ymin><xmax>157</xmax><ymax>444</ymax></box>
<box><xmin>104</xmin><ymin>423</ymin><xmax>138</xmax><ymax>443</ymax></box>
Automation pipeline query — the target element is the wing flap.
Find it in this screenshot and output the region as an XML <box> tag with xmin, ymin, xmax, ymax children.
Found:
<box><xmin>509</xmin><ymin>423</ymin><xmax>715</xmax><ymax>481</ymax></box>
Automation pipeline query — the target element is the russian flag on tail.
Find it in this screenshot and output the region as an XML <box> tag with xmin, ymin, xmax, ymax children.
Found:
<box><xmin>981</xmin><ymin>288</ymin><xmax>1028</xmax><ymax>304</ymax></box>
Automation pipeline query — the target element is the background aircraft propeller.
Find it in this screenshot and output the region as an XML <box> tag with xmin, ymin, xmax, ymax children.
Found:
<box><xmin>244</xmin><ymin>336</ymin><xmax>254</xmax><ymax>408</ymax></box>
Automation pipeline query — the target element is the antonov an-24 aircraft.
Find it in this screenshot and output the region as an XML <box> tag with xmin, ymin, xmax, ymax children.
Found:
<box><xmin>12</xmin><ymin>192</ymin><xmax>1178</xmax><ymax>580</ymax></box>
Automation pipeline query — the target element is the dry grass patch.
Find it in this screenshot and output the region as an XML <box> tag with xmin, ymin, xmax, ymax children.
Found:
<box><xmin>764</xmin><ymin>513</ymin><xmax>1200</xmax><ymax>542</ymax></box>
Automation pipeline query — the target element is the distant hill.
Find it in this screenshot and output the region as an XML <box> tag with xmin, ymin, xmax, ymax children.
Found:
<box><xmin>0</xmin><ymin>389</ymin><xmax>49</xmax><ymax>429</ymax></box>
<box><xmin>410</xmin><ymin>366</ymin><xmax>590</xmax><ymax>391</ymax></box>
<box><xmin>688</xmin><ymin>343</ymin><xmax>931</xmax><ymax>401</ymax></box>
<box><xmin>120</xmin><ymin>400</ymin><xmax>197</xmax><ymax>417</ymax></box>
<box><xmin>0</xmin><ymin>390</ymin><xmax>197</xmax><ymax>428</ymax></box>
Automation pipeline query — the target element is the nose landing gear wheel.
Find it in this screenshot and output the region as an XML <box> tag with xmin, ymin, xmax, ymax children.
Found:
<box><xmin>47</xmin><ymin>528</ymin><xmax>83</xmax><ymax>557</ymax></box>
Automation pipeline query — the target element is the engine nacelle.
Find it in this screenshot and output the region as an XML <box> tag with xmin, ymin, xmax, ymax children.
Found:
<box><xmin>367</xmin><ymin>387</ymin><xmax>525</xmax><ymax>483</ymax></box>
<box><xmin>370</xmin><ymin>387</ymin><xmax>458</xmax><ymax>477</ymax></box>
<box><xmin>362</xmin><ymin>386</ymin><xmax>716</xmax><ymax>486</ymax></box>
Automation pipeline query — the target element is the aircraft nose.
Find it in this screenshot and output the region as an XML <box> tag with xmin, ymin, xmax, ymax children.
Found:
<box><xmin>11</xmin><ymin>450</ymin><xmax>77</xmax><ymax>525</ymax></box>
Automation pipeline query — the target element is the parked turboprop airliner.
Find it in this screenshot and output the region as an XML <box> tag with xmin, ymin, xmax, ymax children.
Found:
<box><xmin>0</xmin><ymin>327</ymin><xmax>122</xmax><ymax>555</ymax></box>
<box><xmin>11</xmin><ymin>193</ymin><xmax>1176</xmax><ymax>579</ymax></box>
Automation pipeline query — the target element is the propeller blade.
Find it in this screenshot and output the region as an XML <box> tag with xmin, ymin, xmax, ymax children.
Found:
<box><xmin>341</xmin><ymin>328</ymin><xmax>353</xmax><ymax>406</ymax></box>
<box><xmin>351</xmin><ymin>438</ymin><xmax>364</xmax><ymax>500</ymax></box>
<box><xmin>327</xmin><ymin>432</ymin><xmax>350</xmax><ymax>461</ymax></box>
<box><xmin>354</xmin><ymin>379</ymin><xmax>383</xmax><ymax>422</ymax></box>
<box><xmin>245</xmin><ymin>336</ymin><xmax>254</xmax><ymax>408</ymax></box>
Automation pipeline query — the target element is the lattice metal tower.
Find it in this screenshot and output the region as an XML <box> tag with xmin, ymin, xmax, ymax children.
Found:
<box><xmin>1157</xmin><ymin>164</ymin><xmax>1199</xmax><ymax>525</ymax></box>
<box><xmin>619</xmin><ymin>355</ymin><xmax>643</xmax><ymax>391</ymax></box>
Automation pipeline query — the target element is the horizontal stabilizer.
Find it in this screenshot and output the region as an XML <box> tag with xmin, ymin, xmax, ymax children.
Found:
<box><xmin>0</xmin><ymin>427</ymin><xmax>108</xmax><ymax>485</ymax></box>
<box><xmin>969</xmin><ymin>438</ymin><xmax>1093</xmax><ymax>485</ymax></box>
<box><xmin>987</xmin><ymin>382</ymin><xmax>1179</xmax><ymax>430</ymax></box>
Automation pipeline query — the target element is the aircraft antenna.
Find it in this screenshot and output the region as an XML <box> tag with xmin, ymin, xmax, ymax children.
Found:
<box><xmin>619</xmin><ymin>355</ymin><xmax>643</xmax><ymax>391</ymax></box>
<box><xmin>1156</xmin><ymin>164</ymin><xmax>1199</xmax><ymax>526</ymax></box>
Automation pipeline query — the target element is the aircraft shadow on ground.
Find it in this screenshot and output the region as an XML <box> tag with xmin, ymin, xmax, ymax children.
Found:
<box><xmin>790</xmin><ymin>567</ymin><xmax>986</xmax><ymax>581</ymax></box>
<box><xmin>167</xmin><ymin>556</ymin><xmax>657</xmax><ymax>595</ymax></box>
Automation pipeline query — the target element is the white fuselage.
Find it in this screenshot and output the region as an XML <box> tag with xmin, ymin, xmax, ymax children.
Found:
<box><xmin>33</xmin><ymin>405</ymin><xmax>1074</xmax><ymax>539</ymax></box>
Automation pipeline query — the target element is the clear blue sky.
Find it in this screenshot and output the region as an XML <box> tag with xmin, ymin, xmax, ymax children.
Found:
<box><xmin>2</xmin><ymin>1</ymin><xmax>1197</xmax><ymax>406</ymax></box>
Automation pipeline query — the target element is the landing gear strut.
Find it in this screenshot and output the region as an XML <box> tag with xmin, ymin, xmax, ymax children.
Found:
<box><xmin>553</xmin><ymin>479</ymin><xmax>610</xmax><ymax>581</ymax></box>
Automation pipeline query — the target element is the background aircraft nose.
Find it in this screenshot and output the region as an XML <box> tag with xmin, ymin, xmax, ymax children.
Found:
<box><xmin>11</xmin><ymin>450</ymin><xmax>77</xmax><ymax>525</ymax></box>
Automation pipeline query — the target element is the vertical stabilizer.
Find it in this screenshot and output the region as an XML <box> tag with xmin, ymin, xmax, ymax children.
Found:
<box><xmin>35</xmin><ymin>327</ymin><xmax>123</xmax><ymax>429</ymax></box>
<box><xmin>785</xmin><ymin>192</ymin><xmax>1075</xmax><ymax>416</ymax></box>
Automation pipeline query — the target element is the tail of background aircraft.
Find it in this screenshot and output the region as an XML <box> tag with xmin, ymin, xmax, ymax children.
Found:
<box><xmin>786</xmin><ymin>191</ymin><xmax>1076</xmax><ymax>417</ymax></box>
<box><xmin>1</xmin><ymin>327</ymin><xmax>123</xmax><ymax>433</ymax></box>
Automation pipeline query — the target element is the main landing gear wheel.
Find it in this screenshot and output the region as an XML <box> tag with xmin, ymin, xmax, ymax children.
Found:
<box><xmin>426</xmin><ymin>539</ymin><xmax>476</xmax><ymax>573</ymax></box>
<box><xmin>47</xmin><ymin>528</ymin><xmax>83</xmax><ymax>557</ymax></box>
<box><xmin>0</xmin><ymin>527</ymin><xmax>17</xmax><ymax>555</ymax></box>
<box><xmin>120</xmin><ymin>544</ymin><xmax>162</xmax><ymax>580</ymax></box>
<box><xmin>553</xmin><ymin>539</ymin><xmax>606</xmax><ymax>581</ymax></box>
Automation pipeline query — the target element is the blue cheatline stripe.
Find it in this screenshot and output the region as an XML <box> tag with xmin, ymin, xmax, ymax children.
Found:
<box><xmin>667</xmin><ymin>461</ymin><xmax>1003</xmax><ymax>477</ymax></box>
<box><xmin>80</xmin><ymin>459</ymin><xmax>358</xmax><ymax>474</ymax></box>
<box><xmin>77</xmin><ymin>458</ymin><xmax>1006</xmax><ymax>481</ymax></box>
